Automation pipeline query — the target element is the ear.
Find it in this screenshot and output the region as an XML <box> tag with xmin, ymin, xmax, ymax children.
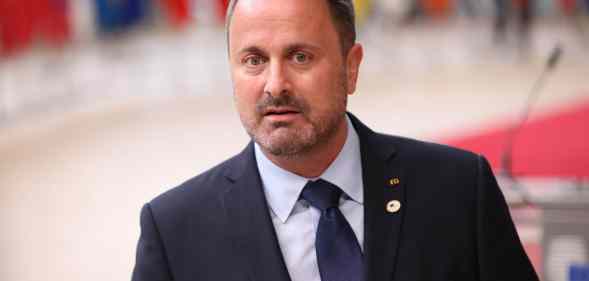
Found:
<box><xmin>345</xmin><ymin>43</ymin><xmax>363</xmax><ymax>96</ymax></box>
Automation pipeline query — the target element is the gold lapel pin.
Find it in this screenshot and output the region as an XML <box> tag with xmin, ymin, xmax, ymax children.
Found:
<box><xmin>389</xmin><ymin>177</ymin><xmax>400</xmax><ymax>186</ymax></box>
<box><xmin>386</xmin><ymin>200</ymin><xmax>401</xmax><ymax>213</ymax></box>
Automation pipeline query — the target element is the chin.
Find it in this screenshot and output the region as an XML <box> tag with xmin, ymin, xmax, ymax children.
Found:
<box><xmin>257</xmin><ymin>131</ymin><xmax>316</xmax><ymax>157</ymax></box>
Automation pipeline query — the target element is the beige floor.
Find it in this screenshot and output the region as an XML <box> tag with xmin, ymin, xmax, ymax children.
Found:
<box><xmin>1</xmin><ymin>19</ymin><xmax>588</xmax><ymax>281</ymax></box>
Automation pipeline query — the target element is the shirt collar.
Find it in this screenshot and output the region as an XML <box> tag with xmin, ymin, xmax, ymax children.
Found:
<box><xmin>255</xmin><ymin>116</ymin><xmax>364</xmax><ymax>223</ymax></box>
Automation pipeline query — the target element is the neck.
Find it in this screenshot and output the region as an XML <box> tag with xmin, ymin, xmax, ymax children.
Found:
<box><xmin>262</xmin><ymin>119</ymin><xmax>348</xmax><ymax>178</ymax></box>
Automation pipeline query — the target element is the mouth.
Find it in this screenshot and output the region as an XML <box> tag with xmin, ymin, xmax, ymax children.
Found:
<box><xmin>263</xmin><ymin>107</ymin><xmax>301</xmax><ymax>116</ymax></box>
<box><xmin>262</xmin><ymin>107</ymin><xmax>302</xmax><ymax>122</ymax></box>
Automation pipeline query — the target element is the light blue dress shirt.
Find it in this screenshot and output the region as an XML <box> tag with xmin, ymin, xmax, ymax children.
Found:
<box><xmin>254</xmin><ymin>116</ymin><xmax>364</xmax><ymax>281</ymax></box>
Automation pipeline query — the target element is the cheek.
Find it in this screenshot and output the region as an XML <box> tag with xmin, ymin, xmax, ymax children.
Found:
<box><xmin>233</xmin><ymin>74</ymin><xmax>264</xmax><ymax>113</ymax></box>
<box><xmin>298</xmin><ymin>67</ymin><xmax>343</xmax><ymax>111</ymax></box>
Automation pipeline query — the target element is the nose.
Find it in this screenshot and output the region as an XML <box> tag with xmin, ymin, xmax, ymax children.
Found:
<box><xmin>263</xmin><ymin>60</ymin><xmax>291</xmax><ymax>97</ymax></box>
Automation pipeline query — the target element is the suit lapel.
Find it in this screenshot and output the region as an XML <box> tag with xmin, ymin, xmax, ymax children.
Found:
<box><xmin>349</xmin><ymin>114</ymin><xmax>406</xmax><ymax>281</ymax></box>
<box><xmin>222</xmin><ymin>143</ymin><xmax>292</xmax><ymax>281</ymax></box>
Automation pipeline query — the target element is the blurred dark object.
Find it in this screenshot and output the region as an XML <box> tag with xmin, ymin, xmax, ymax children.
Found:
<box><xmin>0</xmin><ymin>0</ymin><xmax>71</xmax><ymax>56</ymax></box>
<box><xmin>494</xmin><ymin>0</ymin><xmax>509</xmax><ymax>41</ymax></box>
<box><xmin>403</xmin><ymin>0</ymin><xmax>424</xmax><ymax>23</ymax></box>
<box><xmin>494</xmin><ymin>0</ymin><xmax>534</xmax><ymax>45</ymax></box>
<box><xmin>402</xmin><ymin>0</ymin><xmax>451</xmax><ymax>23</ymax></box>
<box><xmin>94</xmin><ymin>0</ymin><xmax>151</xmax><ymax>33</ymax></box>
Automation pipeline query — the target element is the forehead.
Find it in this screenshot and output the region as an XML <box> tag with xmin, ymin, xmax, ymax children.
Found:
<box><xmin>229</xmin><ymin>0</ymin><xmax>339</xmax><ymax>53</ymax></box>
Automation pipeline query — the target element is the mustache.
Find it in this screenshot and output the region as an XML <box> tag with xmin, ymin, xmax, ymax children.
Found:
<box><xmin>255</xmin><ymin>92</ymin><xmax>308</xmax><ymax>115</ymax></box>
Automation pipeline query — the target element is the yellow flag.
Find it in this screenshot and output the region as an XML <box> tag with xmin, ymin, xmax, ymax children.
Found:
<box><xmin>353</xmin><ymin>0</ymin><xmax>372</xmax><ymax>26</ymax></box>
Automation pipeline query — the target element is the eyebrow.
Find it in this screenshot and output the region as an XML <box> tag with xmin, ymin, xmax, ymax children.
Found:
<box><xmin>237</xmin><ymin>43</ymin><xmax>321</xmax><ymax>57</ymax></box>
<box><xmin>283</xmin><ymin>43</ymin><xmax>321</xmax><ymax>54</ymax></box>
<box><xmin>238</xmin><ymin>46</ymin><xmax>267</xmax><ymax>56</ymax></box>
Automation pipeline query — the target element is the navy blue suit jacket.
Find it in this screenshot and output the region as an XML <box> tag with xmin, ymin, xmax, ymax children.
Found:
<box><xmin>132</xmin><ymin>114</ymin><xmax>539</xmax><ymax>281</ymax></box>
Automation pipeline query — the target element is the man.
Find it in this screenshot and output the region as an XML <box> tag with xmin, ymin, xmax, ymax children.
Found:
<box><xmin>132</xmin><ymin>0</ymin><xmax>540</xmax><ymax>280</ymax></box>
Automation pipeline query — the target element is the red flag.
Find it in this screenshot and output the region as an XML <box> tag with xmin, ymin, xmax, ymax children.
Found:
<box><xmin>0</xmin><ymin>0</ymin><xmax>70</xmax><ymax>56</ymax></box>
<box><xmin>0</xmin><ymin>0</ymin><xmax>35</xmax><ymax>56</ymax></box>
<box><xmin>38</xmin><ymin>0</ymin><xmax>71</xmax><ymax>46</ymax></box>
<box><xmin>161</xmin><ymin>0</ymin><xmax>191</xmax><ymax>27</ymax></box>
<box><xmin>558</xmin><ymin>0</ymin><xmax>576</xmax><ymax>14</ymax></box>
<box><xmin>422</xmin><ymin>0</ymin><xmax>453</xmax><ymax>17</ymax></box>
<box><xmin>217</xmin><ymin>0</ymin><xmax>230</xmax><ymax>22</ymax></box>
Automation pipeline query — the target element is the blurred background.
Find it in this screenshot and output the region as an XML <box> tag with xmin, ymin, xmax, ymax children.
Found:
<box><xmin>1</xmin><ymin>0</ymin><xmax>588</xmax><ymax>280</ymax></box>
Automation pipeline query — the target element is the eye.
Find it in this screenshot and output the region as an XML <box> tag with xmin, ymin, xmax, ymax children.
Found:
<box><xmin>292</xmin><ymin>52</ymin><xmax>312</xmax><ymax>64</ymax></box>
<box><xmin>243</xmin><ymin>55</ymin><xmax>267</xmax><ymax>66</ymax></box>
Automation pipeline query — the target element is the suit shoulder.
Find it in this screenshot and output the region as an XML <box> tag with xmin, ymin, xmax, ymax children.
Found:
<box><xmin>379</xmin><ymin>133</ymin><xmax>480</xmax><ymax>166</ymax></box>
<box><xmin>378</xmin><ymin>134</ymin><xmax>487</xmax><ymax>200</ymax></box>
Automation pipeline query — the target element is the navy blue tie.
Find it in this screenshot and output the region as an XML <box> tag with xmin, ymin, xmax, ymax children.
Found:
<box><xmin>301</xmin><ymin>179</ymin><xmax>364</xmax><ymax>281</ymax></box>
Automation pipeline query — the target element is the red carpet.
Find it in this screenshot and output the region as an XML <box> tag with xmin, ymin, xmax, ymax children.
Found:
<box><xmin>442</xmin><ymin>97</ymin><xmax>589</xmax><ymax>179</ymax></box>
<box><xmin>523</xmin><ymin>242</ymin><xmax>542</xmax><ymax>278</ymax></box>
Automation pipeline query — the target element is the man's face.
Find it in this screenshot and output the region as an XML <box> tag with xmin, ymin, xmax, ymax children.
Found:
<box><xmin>228</xmin><ymin>0</ymin><xmax>362</xmax><ymax>157</ymax></box>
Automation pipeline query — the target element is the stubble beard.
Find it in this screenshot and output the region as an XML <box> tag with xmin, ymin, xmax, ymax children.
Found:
<box><xmin>240</xmin><ymin>72</ymin><xmax>348</xmax><ymax>158</ymax></box>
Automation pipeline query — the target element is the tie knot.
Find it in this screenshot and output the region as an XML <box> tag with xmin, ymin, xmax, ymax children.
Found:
<box><xmin>300</xmin><ymin>179</ymin><xmax>343</xmax><ymax>212</ymax></box>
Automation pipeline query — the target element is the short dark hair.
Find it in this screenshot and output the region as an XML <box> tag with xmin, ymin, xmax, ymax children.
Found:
<box><xmin>225</xmin><ymin>0</ymin><xmax>356</xmax><ymax>56</ymax></box>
